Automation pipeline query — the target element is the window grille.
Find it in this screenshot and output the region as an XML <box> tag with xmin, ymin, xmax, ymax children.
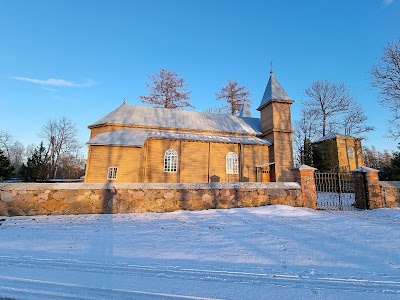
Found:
<box><xmin>226</xmin><ymin>152</ymin><xmax>238</xmax><ymax>174</ymax></box>
<box><xmin>107</xmin><ymin>167</ymin><xmax>118</xmax><ymax>180</ymax></box>
<box><xmin>164</xmin><ymin>149</ymin><xmax>178</xmax><ymax>172</ymax></box>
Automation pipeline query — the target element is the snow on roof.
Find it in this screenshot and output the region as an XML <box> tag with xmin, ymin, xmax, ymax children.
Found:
<box><xmin>87</xmin><ymin>128</ymin><xmax>271</xmax><ymax>147</ymax></box>
<box><xmin>257</xmin><ymin>71</ymin><xmax>292</xmax><ymax>110</ymax></box>
<box><xmin>314</xmin><ymin>133</ymin><xmax>360</xmax><ymax>143</ymax></box>
<box><xmin>90</xmin><ymin>103</ymin><xmax>262</xmax><ymax>135</ymax></box>
<box><xmin>238</xmin><ymin>102</ymin><xmax>252</xmax><ymax>117</ymax></box>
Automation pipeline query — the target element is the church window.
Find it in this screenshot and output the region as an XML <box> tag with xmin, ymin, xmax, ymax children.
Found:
<box><xmin>107</xmin><ymin>167</ymin><xmax>118</xmax><ymax>180</ymax></box>
<box><xmin>164</xmin><ymin>149</ymin><xmax>178</xmax><ymax>172</ymax></box>
<box><xmin>226</xmin><ymin>152</ymin><xmax>238</xmax><ymax>174</ymax></box>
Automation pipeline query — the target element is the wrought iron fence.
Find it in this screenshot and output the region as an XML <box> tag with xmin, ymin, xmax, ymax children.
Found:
<box><xmin>315</xmin><ymin>172</ymin><xmax>355</xmax><ymax>210</ymax></box>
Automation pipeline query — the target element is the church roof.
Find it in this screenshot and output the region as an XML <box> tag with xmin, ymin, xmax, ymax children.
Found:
<box><xmin>238</xmin><ymin>101</ymin><xmax>252</xmax><ymax>117</ymax></box>
<box><xmin>90</xmin><ymin>103</ymin><xmax>263</xmax><ymax>135</ymax></box>
<box><xmin>257</xmin><ymin>71</ymin><xmax>292</xmax><ymax>110</ymax></box>
<box><xmin>314</xmin><ymin>133</ymin><xmax>361</xmax><ymax>143</ymax></box>
<box><xmin>87</xmin><ymin>128</ymin><xmax>271</xmax><ymax>147</ymax></box>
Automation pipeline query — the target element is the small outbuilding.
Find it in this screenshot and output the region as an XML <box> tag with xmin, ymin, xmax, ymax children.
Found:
<box><xmin>312</xmin><ymin>133</ymin><xmax>364</xmax><ymax>172</ymax></box>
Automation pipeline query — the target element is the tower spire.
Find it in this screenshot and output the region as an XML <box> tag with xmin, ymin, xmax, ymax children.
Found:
<box><xmin>257</xmin><ymin>69</ymin><xmax>292</xmax><ymax>111</ymax></box>
<box><xmin>270</xmin><ymin>61</ymin><xmax>273</xmax><ymax>74</ymax></box>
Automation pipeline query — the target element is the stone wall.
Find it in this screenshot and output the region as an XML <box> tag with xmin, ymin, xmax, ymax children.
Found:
<box><xmin>0</xmin><ymin>182</ymin><xmax>303</xmax><ymax>216</ymax></box>
<box><xmin>380</xmin><ymin>181</ymin><xmax>400</xmax><ymax>208</ymax></box>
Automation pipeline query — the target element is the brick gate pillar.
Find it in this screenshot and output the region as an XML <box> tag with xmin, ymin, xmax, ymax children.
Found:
<box><xmin>352</xmin><ymin>166</ymin><xmax>383</xmax><ymax>209</ymax></box>
<box><xmin>291</xmin><ymin>165</ymin><xmax>318</xmax><ymax>209</ymax></box>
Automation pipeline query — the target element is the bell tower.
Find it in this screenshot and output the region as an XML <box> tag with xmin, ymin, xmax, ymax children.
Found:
<box><xmin>257</xmin><ymin>69</ymin><xmax>294</xmax><ymax>181</ymax></box>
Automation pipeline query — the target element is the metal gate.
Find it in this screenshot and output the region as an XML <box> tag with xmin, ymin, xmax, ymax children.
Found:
<box><xmin>314</xmin><ymin>172</ymin><xmax>355</xmax><ymax>210</ymax></box>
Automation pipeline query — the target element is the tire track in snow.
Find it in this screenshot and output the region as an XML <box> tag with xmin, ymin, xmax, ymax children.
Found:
<box><xmin>0</xmin><ymin>275</ymin><xmax>220</xmax><ymax>300</ymax></box>
<box><xmin>0</xmin><ymin>256</ymin><xmax>399</xmax><ymax>295</ymax></box>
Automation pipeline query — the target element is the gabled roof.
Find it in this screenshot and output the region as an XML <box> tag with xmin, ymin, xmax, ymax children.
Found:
<box><xmin>257</xmin><ymin>71</ymin><xmax>293</xmax><ymax>110</ymax></box>
<box><xmin>87</xmin><ymin>128</ymin><xmax>271</xmax><ymax>147</ymax></box>
<box><xmin>314</xmin><ymin>133</ymin><xmax>361</xmax><ymax>143</ymax></box>
<box><xmin>90</xmin><ymin>103</ymin><xmax>263</xmax><ymax>135</ymax></box>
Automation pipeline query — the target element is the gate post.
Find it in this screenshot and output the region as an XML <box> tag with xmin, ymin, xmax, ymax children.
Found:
<box><xmin>291</xmin><ymin>165</ymin><xmax>318</xmax><ymax>209</ymax></box>
<box><xmin>351</xmin><ymin>166</ymin><xmax>382</xmax><ymax>209</ymax></box>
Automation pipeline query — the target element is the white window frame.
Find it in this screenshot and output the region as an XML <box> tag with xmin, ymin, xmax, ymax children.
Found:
<box><xmin>107</xmin><ymin>167</ymin><xmax>118</xmax><ymax>180</ymax></box>
<box><xmin>226</xmin><ymin>152</ymin><xmax>239</xmax><ymax>174</ymax></box>
<box><xmin>164</xmin><ymin>149</ymin><xmax>178</xmax><ymax>172</ymax></box>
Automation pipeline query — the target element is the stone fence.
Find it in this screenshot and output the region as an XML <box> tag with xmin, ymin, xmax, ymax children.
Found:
<box><xmin>380</xmin><ymin>181</ymin><xmax>400</xmax><ymax>208</ymax></box>
<box><xmin>2</xmin><ymin>165</ymin><xmax>397</xmax><ymax>217</ymax></box>
<box><xmin>0</xmin><ymin>182</ymin><xmax>304</xmax><ymax>217</ymax></box>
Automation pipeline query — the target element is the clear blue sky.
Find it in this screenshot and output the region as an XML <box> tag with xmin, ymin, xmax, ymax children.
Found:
<box><xmin>1</xmin><ymin>0</ymin><xmax>399</xmax><ymax>153</ymax></box>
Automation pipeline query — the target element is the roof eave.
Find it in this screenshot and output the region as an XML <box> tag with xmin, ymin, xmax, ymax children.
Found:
<box><xmin>257</xmin><ymin>99</ymin><xmax>294</xmax><ymax>111</ymax></box>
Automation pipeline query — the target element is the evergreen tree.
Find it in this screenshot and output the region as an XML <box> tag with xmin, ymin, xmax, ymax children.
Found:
<box><xmin>380</xmin><ymin>146</ymin><xmax>400</xmax><ymax>180</ymax></box>
<box><xmin>19</xmin><ymin>142</ymin><xmax>49</xmax><ymax>182</ymax></box>
<box><xmin>312</xmin><ymin>140</ymin><xmax>339</xmax><ymax>172</ymax></box>
<box><xmin>0</xmin><ymin>149</ymin><xmax>14</xmax><ymax>180</ymax></box>
<box><xmin>303</xmin><ymin>139</ymin><xmax>313</xmax><ymax>166</ymax></box>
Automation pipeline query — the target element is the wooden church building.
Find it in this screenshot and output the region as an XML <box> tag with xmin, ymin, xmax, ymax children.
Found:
<box><xmin>84</xmin><ymin>71</ymin><xmax>294</xmax><ymax>183</ymax></box>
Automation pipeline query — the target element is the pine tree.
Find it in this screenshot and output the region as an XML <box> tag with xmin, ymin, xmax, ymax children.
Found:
<box><xmin>19</xmin><ymin>142</ymin><xmax>49</xmax><ymax>182</ymax></box>
<box><xmin>0</xmin><ymin>149</ymin><xmax>14</xmax><ymax>180</ymax></box>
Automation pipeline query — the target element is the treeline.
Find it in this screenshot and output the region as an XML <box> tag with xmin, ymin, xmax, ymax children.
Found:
<box><xmin>0</xmin><ymin>117</ymin><xmax>85</xmax><ymax>182</ymax></box>
<box><xmin>363</xmin><ymin>146</ymin><xmax>400</xmax><ymax>180</ymax></box>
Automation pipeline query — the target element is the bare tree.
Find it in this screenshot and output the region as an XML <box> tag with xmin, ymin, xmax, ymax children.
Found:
<box><xmin>41</xmin><ymin>117</ymin><xmax>81</xmax><ymax>179</ymax></box>
<box><xmin>371</xmin><ymin>37</ymin><xmax>400</xmax><ymax>138</ymax></box>
<box><xmin>139</xmin><ymin>68</ymin><xmax>193</xmax><ymax>109</ymax></box>
<box><xmin>25</xmin><ymin>143</ymin><xmax>37</xmax><ymax>161</ymax></box>
<box><xmin>0</xmin><ymin>130</ymin><xmax>13</xmax><ymax>158</ymax></box>
<box><xmin>305</xmin><ymin>80</ymin><xmax>352</xmax><ymax>137</ymax></box>
<box><xmin>9</xmin><ymin>141</ymin><xmax>25</xmax><ymax>174</ymax></box>
<box><xmin>215</xmin><ymin>80</ymin><xmax>251</xmax><ymax>116</ymax></box>
<box><xmin>363</xmin><ymin>145</ymin><xmax>393</xmax><ymax>170</ymax></box>
<box><xmin>293</xmin><ymin>109</ymin><xmax>319</xmax><ymax>166</ymax></box>
<box><xmin>342</xmin><ymin>102</ymin><xmax>374</xmax><ymax>137</ymax></box>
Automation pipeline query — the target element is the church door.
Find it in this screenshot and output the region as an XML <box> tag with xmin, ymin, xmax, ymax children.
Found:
<box><xmin>261</xmin><ymin>167</ymin><xmax>271</xmax><ymax>182</ymax></box>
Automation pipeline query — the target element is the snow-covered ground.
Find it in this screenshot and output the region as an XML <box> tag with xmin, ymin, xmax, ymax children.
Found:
<box><xmin>0</xmin><ymin>205</ymin><xmax>399</xmax><ymax>299</ymax></box>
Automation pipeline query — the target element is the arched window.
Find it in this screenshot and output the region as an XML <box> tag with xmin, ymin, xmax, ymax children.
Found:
<box><xmin>226</xmin><ymin>152</ymin><xmax>238</xmax><ymax>174</ymax></box>
<box><xmin>164</xmin><ymin>149</ymin><xmax>178</xmax><ymax>172</ymax></box>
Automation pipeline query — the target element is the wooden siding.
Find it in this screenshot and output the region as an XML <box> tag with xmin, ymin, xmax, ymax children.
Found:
<box><xmin>336</xmin><ymin>137</ymin><xmax>364</xmax><ymax>171</ymax></box>
<box><xmin>85</xmin><ymin>146</ymin><xmax>141</xmax><ymax>183</ymax></box>
<box><xmin>271</xmin><ymin>132</ymin><xmax>294</xmax><ymax>181</ymax></box>
<box><xmin>180</xmin><ymin>141</ymin><xmax>209</xmax><ymax>182</ymax></box>
<box><xmin>208</xmin><ymin>143</ymin><xmax>240</xmax><ymax>182</ymax></box>
<box><xmin>271</xmin><ymin>101</ymin><xmax>292</xmax><ymax>131</ymax></box>
<box><xmin>260</xmin><ymin>103</ymin><xmax>274</xmax><ymax>134</ymax></box>
<box><xmin>144</xmin><ymin>139</ymin><xmax>181</xmax><ymax>183</ymax></box>
<box><xmin>85</xmin><ymin>140</ymin><xmax>273</xmax><ymax>183</ymax></box>
<box><xmin>242</xmin><ymin>144</ymin><xmax>269</xmax><ymax>182</ymax></box>
<box><xmin>261</xmin><ymin>101</ymin><xmax>294</xmax><ymax>182</ymax></box>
